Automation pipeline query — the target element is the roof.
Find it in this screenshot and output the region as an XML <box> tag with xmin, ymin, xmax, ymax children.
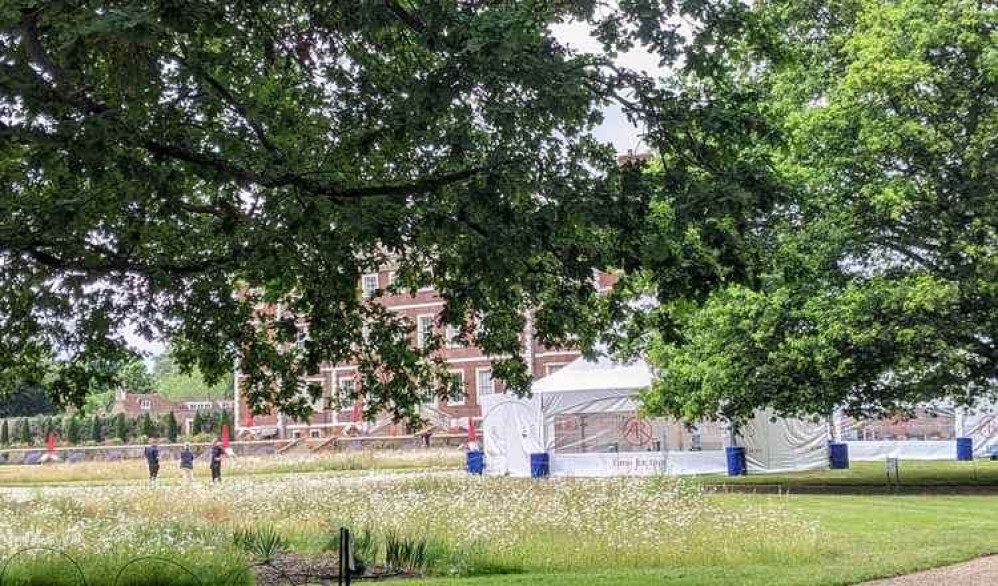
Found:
<box><xmin>531</xmin><ymin>354</ymin><xmax>654</xmax><ymax>395</ymax></box>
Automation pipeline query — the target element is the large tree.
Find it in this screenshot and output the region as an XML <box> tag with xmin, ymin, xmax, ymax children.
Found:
<box><xmin>635</xmin><ymin>0</ymin><xmax>998</xmax><ymax>422</ymax></box>
<box><xmin>0</xmin><ymin>1</ymin><xmax>669</xmax><ymax>423</ymax></box>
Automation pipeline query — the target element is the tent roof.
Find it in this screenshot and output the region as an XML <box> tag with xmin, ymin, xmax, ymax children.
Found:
<box><xmin>532</xmin><ymin>354</ymin><xmax>654</xmax><ymax>394</ymax></box>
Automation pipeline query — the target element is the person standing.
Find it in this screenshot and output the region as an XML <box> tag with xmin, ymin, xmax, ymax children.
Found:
<box><xmin>210</xmin><ymin>439</ymin><xmax>224</xmax><ymax>483</ymax></box>
<box><xmin>144</xmin><ymin>438</ymin><xmax>160</xmax><ymax>484</ymax></box>
<box><xmin>179</xmin><ymin>442</ymin><xmax>195</xmax><ymax>484</ymax></box>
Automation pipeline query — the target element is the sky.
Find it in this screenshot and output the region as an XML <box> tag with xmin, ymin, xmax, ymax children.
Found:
<box><xmin>124</xmin><ymin>20</ymin><xmax>663</xmax><ymax>358</ymax></box>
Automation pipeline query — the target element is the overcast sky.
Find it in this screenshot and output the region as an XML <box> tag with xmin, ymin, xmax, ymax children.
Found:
<box><xmin>125</xmin><ymin>21</ymin><xmax>662</xmax><ymax>358</ymax></box>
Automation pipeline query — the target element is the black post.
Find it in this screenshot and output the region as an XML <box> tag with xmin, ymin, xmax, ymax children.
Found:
<box><xmin>338</xmin><ymin>527</ymin><xmax>351</xmax><ymax>586</ymax></box>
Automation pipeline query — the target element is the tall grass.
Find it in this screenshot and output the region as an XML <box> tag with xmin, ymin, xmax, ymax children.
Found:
<box><xmin>0</xmin><ymin>548</ymin><xmax>252</xmax><ymax>586</ymax></box>
<box><xmin>0</xmin><ymin>470</ymin><xmax>820</xmax><ymax>581</ymax></box>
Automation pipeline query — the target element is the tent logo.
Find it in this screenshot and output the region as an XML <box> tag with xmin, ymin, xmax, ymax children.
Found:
<box><xmin>621</xmin><ymin>418</ymin><xmax>653</xmax><ymax>447</ymax></box>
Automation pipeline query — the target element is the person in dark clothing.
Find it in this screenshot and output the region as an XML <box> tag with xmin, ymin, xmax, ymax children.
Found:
<box><xmin>210</xmin><ymin>439</ymin><xmax>224</xmax><ymax>483</ymax></box>
<box><xmin>144</xmin><ymin>438</ymin><xmax>160</xmax><ymax>483</ymax></box>
<box><xmin>179</xmin><ymin>442</ymin><xmax>195</xmax><ymax>484</ymax></box>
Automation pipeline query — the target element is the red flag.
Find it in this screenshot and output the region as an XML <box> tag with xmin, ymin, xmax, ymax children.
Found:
<box><xmin>352</xmin><ymin>402</ymin><xmax>362</xmax><ymax>423</ymax></box>
<box><xmin>468</xmin><ymin>417</ymin><xmax>477</xmax><ymax>442</ymax></box>
<box><xmin>46</xmin><ymin>433</ymin><xmax>56</xmax><ymax>453</ymax></box>
<box><xmin>222</xmin><ymin>424</ymin><xmax>230</xmax><ymax>448</ymax></box>
<box><xmin>245</xmin><ymin>407</ymin><xmax>255</xmax><ymax>427</ymax></box>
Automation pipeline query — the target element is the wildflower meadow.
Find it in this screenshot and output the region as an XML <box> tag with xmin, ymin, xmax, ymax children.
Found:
<box><xmin>1</xmin><ymin>455</ymin><xmax>998</xmax><ymax>585</ymax></box>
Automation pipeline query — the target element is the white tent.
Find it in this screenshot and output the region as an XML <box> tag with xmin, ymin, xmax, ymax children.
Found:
<box><xmin>481</xmin><ymin>355</ymin><xmax>830</xmax><ymax>477</ymax></box>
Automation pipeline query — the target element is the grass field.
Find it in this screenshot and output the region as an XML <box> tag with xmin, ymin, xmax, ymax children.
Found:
<box><xmin>699</xmin><ymin>460</ymin><xmax>998</xmax><ymax>488</ymax></box>
<box><xmin>0</xmin><ymin>455</ymin><xmax>995</xmax><ymax>585</ymax></box>
<box><xmin>0</xmin><ymin>449</ymin><xmax>463</xmax><ymax>485</ymax></box>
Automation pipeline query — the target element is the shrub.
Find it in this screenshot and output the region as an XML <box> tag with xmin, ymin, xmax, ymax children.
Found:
<box><xmin>89</xmin><ymin>415</ymin><xmax>102</xmax><ymax>443</ymax></box>
<box><xmin>385</xmin><ymin>531</ymin><xmax>434</xmax><ymax>573</ymax></box>
<box><xmin>165</xmin><ymin>411</ymin><xmax>179</xmax><ymax>443</ymax></box>
<box><xmin>141</xmin><ymin>412</ymin><xmax>159</xmax><ymax>438</ymax></box>
<box><xmin>192</xmin><ymin>412</ymin><xmax>204</xmax><ymax>436</ymax></box>
<box><xmin>114</xmin><ymin>413</ymin><xmax>129</xmax><ymax>443</ymax></box>
<box><xmin>19</xmin><ymin>419</ymin><xmax>32</xmax><ymax>445</ymax></box>
<box><xmin>324</xmin><ymin>526</ymin><xmax>378</xmax><ymax>573</ymax></box>
<box><xmin>232</xmin><ymin>526</ymin><xmax>288</xmax><ymax>565</ymax></box>
<box><xmin>65</xmin><ymin>417</ymin><xmax>81</xmax><ymax>445</ymax></box>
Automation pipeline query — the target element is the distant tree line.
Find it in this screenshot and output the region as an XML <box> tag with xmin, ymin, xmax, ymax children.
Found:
<box><xmin>0</xmin><ymin>410</ymin><xmax>233</xmax><ymax>448</ymax></box>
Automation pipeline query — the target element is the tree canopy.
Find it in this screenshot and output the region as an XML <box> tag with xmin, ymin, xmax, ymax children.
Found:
<box><xmin>635</xmin><ymin>0</ymin><xmax>998</xmax><ymax>422</ymax></box>
<box><xmin>2</xmin><ymin>0</ymin><xmax>994</xmax><ymax>425</ymax></box>
<box><xmin>0</xmin><ymin>0</ymin><xmax>704</xmax><ymax>423</ymax></box>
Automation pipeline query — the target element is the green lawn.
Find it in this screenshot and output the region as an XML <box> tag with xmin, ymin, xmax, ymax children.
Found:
<box><xmin>412</xmin><ymin>493</ymin><xmax>998</xmax><ymax>586</ymax></box>
<box><xmin>698</xmin><ymin>460</ymin><xmax>998</xmax><ymax>488</ymax></box>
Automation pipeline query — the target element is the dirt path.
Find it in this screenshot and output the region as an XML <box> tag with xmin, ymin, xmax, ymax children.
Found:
<box><xmin>860</xmin><ymin>556</ymin><xmax>998</xmax><ymax>585</ymax></box>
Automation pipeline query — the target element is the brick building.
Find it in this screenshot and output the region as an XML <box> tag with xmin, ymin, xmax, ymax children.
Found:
<box><xmin>234</xmin><ymin>269</ymin><xmax>618</xmax><ymax>440</ymax></box>
<box><xmin>110</xmin><ymin>390</ymin><xmax>234</xmax><ymax>435</ymax></box>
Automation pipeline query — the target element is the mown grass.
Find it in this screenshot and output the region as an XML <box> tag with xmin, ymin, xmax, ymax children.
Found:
<box><xmin>698</xmin><ymin>460</ymin><xmax>998</xmax><ymax>488</ymax></box>
<box><xmin>0</xmin><ymin>449</ymin><xmax>463</xmax><ymax>486</ymax></box>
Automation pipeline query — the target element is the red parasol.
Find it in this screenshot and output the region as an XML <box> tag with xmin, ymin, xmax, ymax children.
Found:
<box><xmin>467</xmin><ymin>417</ymin><xmax>477</xmax><ymax>443</ymax></box>
<box><xmin>46</xmin><ymin>433</ymin><xmax>56</xmax><ymax>453</ymax></box>
<box><xmin>222</xmin><ymin>424</ymin><xmax>230</xmax><ymax>448</ymax></box>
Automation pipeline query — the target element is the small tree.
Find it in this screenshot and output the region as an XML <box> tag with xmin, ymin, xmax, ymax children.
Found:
<box><xmin>192</xmin><ymin>411</ymin><xmax>204</xmax><ymax>436</ymax></box>
<box><xmin>114</xmin><ymin>414</ymin><xmax>129</xmax><ymax>443</ymax></box>
<box><xmin>66</xmin><ymin>417</ymin><xmax>81</xmax><ymax>445</ymax></box>
<box><xmin>141</xmin><ymin>412</ymin><xmax>158</xmax><ymax>438</ymax></box>
<box><xmin>19</xmin><ymin>419</ymin><xmax>32</xmax><ymax>445</ymax></box>
<box><xmin>165</xmin><ymin>412</ymin><xmax>179</xmax><ymax>443</ymax></box>
<box><xmin>89</xmin><ymin>415</ymin><xmax>103</xmax><ymax>443</ymax></box>
<box><xmin>0</xmin><ymin>420</ymin><xmax>8</xmax><ymax>445</ymax></box>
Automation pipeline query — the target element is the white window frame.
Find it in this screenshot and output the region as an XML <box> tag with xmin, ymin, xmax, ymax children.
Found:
<box><xmin>361</xmin><ymin>273</ymin><xmax>380</xmax><ymax>298</ymax></box>
<box><xmin>387</xmin><ymin>271</ymin><xmax>398</xmax><ymax>289</ymax></box>
<box><xmin>295</xmin><ymin>326</ymin><xmax>309</xmax><ymax>350</ymax></box>
<box><xmin>545</xmin><ymin>362</ymin><xmax>569</xmax><ymax>376</ymax></box>
<box><xmin>310</xmin><ymin>429</ymin><xmax>322</xmax><ymax>439</ymax></box>
<box><xmin>443</xmin><ymin>370</ymin><xmax>466</xmax><ymax>406</ymax></box>
<box><xmin>336</xmin><ymin>376</ymin><xmax>356</xmax><ymax>411</ymax></box>
<box><xmin>291</xmin><ymin>430</ymin><xmax>303</xmax><ymax>440</ymax></box>
<box><xmin>416</xmin><ymin>314</ymin><xmax>435</xmax><ymax>349</ymax></box>
<box><xmin>139</xmin><ymin>398</ymin><xmax>152</xmax><ymax>411</ymax></box>
<box><xmin>445</xmin><ymin>324</ymin><xmax>462</xmax><ymax>348</ymax></box>
<box><xmin>475</xmin><ymin>368</ymin><xmax>495</xmax><ymax>397</ymax></box>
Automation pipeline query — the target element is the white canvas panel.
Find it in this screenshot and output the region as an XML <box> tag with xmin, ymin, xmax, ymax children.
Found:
<box><xmin>847</xmin><ymin>440</ymin><xmax>956</xmax><ymax>461</ymax></box>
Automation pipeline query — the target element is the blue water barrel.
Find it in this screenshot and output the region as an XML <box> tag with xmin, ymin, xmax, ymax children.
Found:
<box><xmin>725</xmin><ymin>446</ymin><xmax>747</xmax><ymax>476</ymax></box>
<box><xmin>956</xmin><ymin>437</ymin><xmax>974</xmax><ymax>461</ymax></box>
<box><xmin>466</xmin><ymin>450</ymin><xmax>484</xmax><ymax>475</ymax></box>
<box><xmin>530</xmin><ymin>453</ymin><xmax>550</xmax><ymax>478</ymax></box>
<box><xmin>828</xmin><ymin>442</ymin><xmax>850</xmax><ymax>469</ymax></box>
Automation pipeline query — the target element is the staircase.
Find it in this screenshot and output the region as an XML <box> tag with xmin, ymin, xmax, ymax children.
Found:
<box><xmin>418</xmin><ymin>404</ymin><xmax>452</xmax><ymax>433</ymax></box>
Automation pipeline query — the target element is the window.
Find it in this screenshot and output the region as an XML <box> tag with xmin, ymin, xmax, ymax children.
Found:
<box><xmin>417</xmin><ymin>315</ymin><xmax>434</xmax><ymax>348</ymax></box>
<box><xmin>545</xmin><ymin>363</ymin><xmax>568</xmax><ymax>376</ymax></box>
<box><xmin>362</xmin><ymin>273</ymin><xmax>379</xmax><ymax>298</ymax></box>
<box><xmin>445</xmin><ymin>325</ymin><xmax>462</xmax><ymax>348</ymax></box>
<box><xmin>476</xmin><ymin>368</ymin><xmax>495</xmax><ymax>397</ymax></box>
<box><xmin>387</xmin><ymin>271</ymin><xmax>398</xmax><ymax>289</ymax></box>
<box><xmin>139</xmin><ymin>398</ymin><xmax>151</xmax><ymax>411</ymax></box>
<box><xmin>291</xmin><ymin>430</ymin><xmax>303</xmax><ymax>440</ymax></box>
<box><xmin>310</xmin><ymin>429</ymin><xmax>322</xmax><ymax>439</ymax></box>
<box><xmin>444</xmin><ymin>370</ymin><xmax>466</xmax><ymax>406</ymax></box>
<box><xmin>335</xmin><ymin>377</ymin><xmax>356</xmax><ymax>411</ymax></box>
<box><xmin>295</xmin><ymin>326</ymin><xmax>308</xmax><ymax>350</ymax></box>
